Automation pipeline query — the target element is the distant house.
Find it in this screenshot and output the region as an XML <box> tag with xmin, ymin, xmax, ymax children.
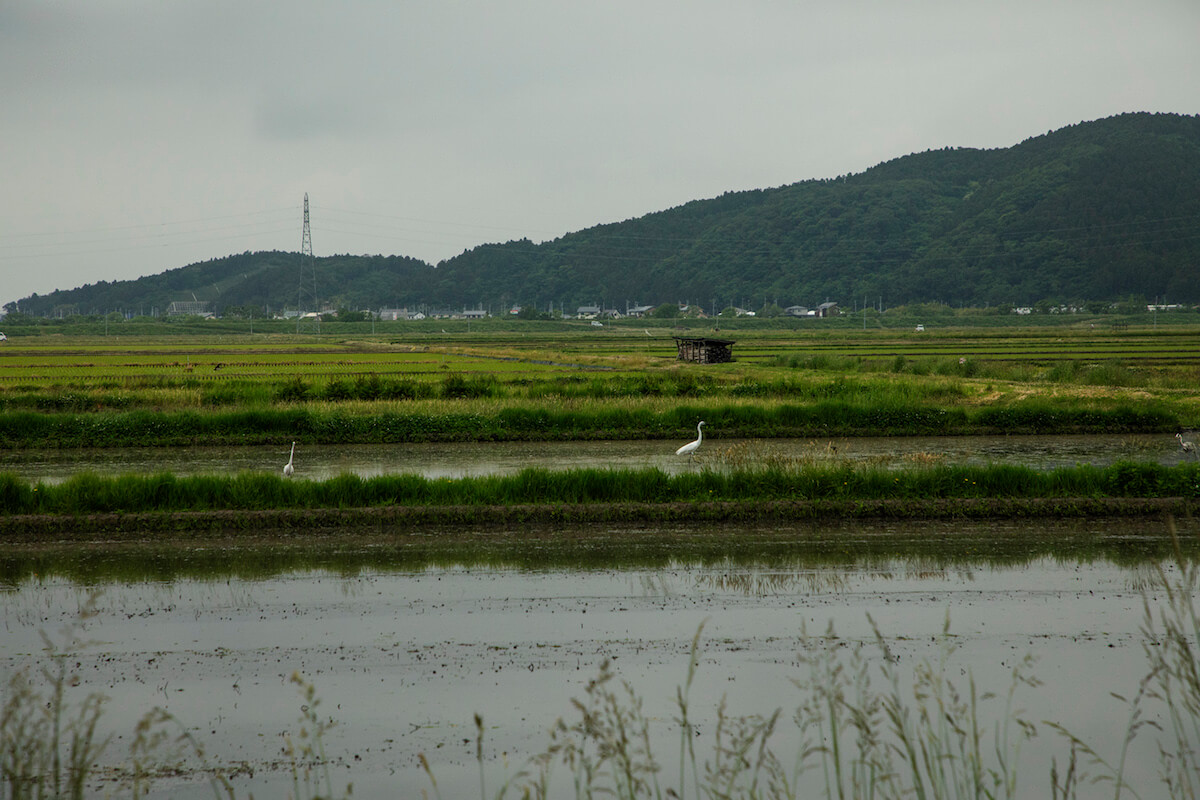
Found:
<box><xmin>817</xmin><ymin>302</ymin><xmax>839</xmax><ymax>317</ymax></box>
<box><xmin>625</xmin><ymin>304</ymin><xmax>655</xmax><ymax>318</ymax></box>
<box><xmin>460</xmin><ymin>308</ymin><xmax>488</xmax><ymax>319</ymax></box>
<box><xmin>784</xmin><ymin>305</ymin><xmax>810</xmax><ymax>317</ymax></box>
<box><xmin>379</xmin><ymin>308</ymin><xmax>426</xmax><ymax>321</ymax></box>
<box><xmin>674</xmin><ymin>336</ymin><xmax>736</xmax><ymax>364</ymax></box>
<box><xmin>576</xmin><ymin>305</ymin><xmax>601</xmax><ymax>319</ymax></box>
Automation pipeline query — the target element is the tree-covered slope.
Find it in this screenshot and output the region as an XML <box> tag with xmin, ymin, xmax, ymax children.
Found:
<box><xmin>11</xmin><ymin>112</ymin><xmax>1200</xmax><ymax>317</ymax></box>
<box><xmin>432</xmin><ymin>112</ymin><xmax>1200</xmax><ymax>310</ymax></box>
<box><xmin>14</xmin><ymin>250</ymin><xmax>433</xmax><ymax>318</ymax></box>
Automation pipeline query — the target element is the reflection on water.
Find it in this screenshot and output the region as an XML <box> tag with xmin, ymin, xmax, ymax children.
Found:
<box><xmin>0</xmin><ymin>433</ymin><xmax>1185</xmax><ymax>485</ymax></box>
<box><xmin>1</xmin><ymin>516</ymin><xmax>1194</xmax><ymax>589</ymax></box>
<box><xmin>693</xmin><ymin>567</ymin><xmax>852</xmax><ymax>596</ymax></box>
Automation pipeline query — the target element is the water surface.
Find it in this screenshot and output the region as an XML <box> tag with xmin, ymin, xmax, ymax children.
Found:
<box><xmin>0</xmin><ymin>433</ymin><xmax>1181</xmax><ymax>484</ymax></box>
<box><xmin>0</xmin><ymin>551</ymin><xmax>1174</xmax><ymax>798</ymax></box>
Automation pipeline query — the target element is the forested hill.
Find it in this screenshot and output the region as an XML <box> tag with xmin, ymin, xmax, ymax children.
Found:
<box><xmin>11</xmin><ymin>112</ymin><xmax>1200</xmax><ymax>317</ymax></box>
<box><xmin>437</xmin><ymin>112</ymin><xmax>1200</xmax><ymax>310</ymax></box>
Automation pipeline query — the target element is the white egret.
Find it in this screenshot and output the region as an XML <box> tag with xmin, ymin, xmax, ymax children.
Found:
<box><xmin>1177</xmin><ymin>433</ymin><xmax>1195</xmax><ymax>458</ymax></box>
<box><xmin>676</xmin><ymin>421</ymin><xmax>706</xmax><ymax>460</ymax></box>
<box><xmin>283</xmin><ymin>442</ymin><xmax>296</xmax><ymax>477</ymax></box>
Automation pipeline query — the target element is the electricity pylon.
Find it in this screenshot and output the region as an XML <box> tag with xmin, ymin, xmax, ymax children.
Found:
<box><xmin>297</xmin><ymin>193</ymin><xmax>318</xmax><ymax>333</ymax></box>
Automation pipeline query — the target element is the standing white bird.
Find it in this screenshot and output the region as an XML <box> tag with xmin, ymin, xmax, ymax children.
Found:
<box><xmin>283</xmin><ymin>441</ymin><xmax>296</xmax><ymax>477</ymax></box>
<box><xmin>676</xmin><ymin>421</ymin><xmax>706</xmax><ymax>460</ymax></box>
<box><xmin>1177</xmin><ymin>433</ymin><xmax>1195</xmax><ymax>458</ymax></box>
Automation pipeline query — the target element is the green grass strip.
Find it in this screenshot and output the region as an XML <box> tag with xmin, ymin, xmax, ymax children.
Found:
<box><xmin>0</xmin><ymin>400</ymin><xmax>1179</xmax><ymax>448</ymax></box>
<box><xmin>3</xmin><ymin>461</ymin><xmax>1199</xmax><ymax>516</ymax></box>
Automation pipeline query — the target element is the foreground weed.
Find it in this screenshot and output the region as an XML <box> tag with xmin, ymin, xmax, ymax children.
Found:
<box><xmin>498</xmin><ymin>612</ymin><xmax>1040</xmax><ymax>800</ymax></box>
<box><xmin>1049</xmin><ymin>517</ymin><xmax>1200</xmax><ymax>798</ymax></box>
<box><xmin>127</xmin><ymin>707</ymin><xmax>237</xmax><ymax>800</ymax></box>
<box><xmin>874</xmin><ymin>614</ymin><xmax>1039</xmax><ymax>799</ymax></box>
<box><xmin>0</xmin><ymin>593</ymin><xmax>110</xmax><ymax>800</ymax></box>
<box><xmin>542</xmin><ymin>661</ymin><xmax>662</xmax><ymax>799</ymax></box>
<box><xmin>1141</xmin><ymin>520</ymin><xmax>1200</xmax><ymax>798</ymax></box>
<box><xmin>285</xmin><ymin>671</ymin><xmax>352</xmax><ymax>800</ymax></box>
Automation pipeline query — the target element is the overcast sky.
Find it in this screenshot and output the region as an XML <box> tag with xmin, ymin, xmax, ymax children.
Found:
<box><xmin>2</xmin><ymin>1</ymin><xmax>1198</xmax><ymax>311</ymax></box>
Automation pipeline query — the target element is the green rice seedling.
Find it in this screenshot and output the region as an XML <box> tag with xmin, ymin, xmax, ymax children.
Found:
<box><xmin>226</xmin><ymin>471</ymin><xmax>296</xmax><ymax>509</ymax></box>
<box><xmin>9</xmin><ymin>460</ymin><xmax>1200</xmax><ymax>519</ymax></box>
<box><xmin>1081</xmin><ymin>362</ymin><xmax>1144</xmax><ymax>388</ymax></box>
<box><xmin>275</xmin><ymin>377</ymin><xmax>312</xmax><ymax>403</ymax></box>
<box><xmin>933</xmin><ymin>357</ymin><xmax>982</xmax><ymax>379</ymax></box>
<box><xmin>0</xmin><ymin>391</ymin><xmax>1183</xmax><ymax>449</ymax></box>
<box><xmin>441</xmin><ymin>374</ymin><xmax>502</xmax><ymax>399</ymax></box>
<box><xmin>1044</xmin><ymin>361</ymin><xmax>1083</xmax><ymax>384</ymax></box>
<box><xmin>315</xmin><ymin>473</ymin><xmax>366</xmax><ymax>508</ymax></box>
<box><xmin>351</xmin><ymin>373</ymin><xmax>383</xmax><ymax>400</ymax></box>
<box><xmin>0</xmin><ymin>472</ymin><xmax>35</xmax><ymax>513</ymax></box>
<box><xmin>907</xmin><ymin>358</ymin><xmax>937</xmax><ymax>376</ymax></box>
<box><xmin>322</xmin><ymin>377</ymin><xmax>353</xmax><ymax>401</ymax></box>
<box><xmin>111</xmin><ymin>472</ymin><xmax>181</xmax><ymax>511</ymax></box>
<box><xmin>200</xmin><ymin>381</ymin><xmax>275</xmax><ymax>407</ymax></box>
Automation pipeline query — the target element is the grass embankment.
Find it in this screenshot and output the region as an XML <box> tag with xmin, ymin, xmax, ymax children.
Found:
<box><xmin>0</xmin><ymin>398</ymin><xmax>1179</xmax><ymax>448</ymax></box>
<box><xmin>3</xmin><ymin>461</ymin><xmax>1198</xmax><ymax>537</ymax></box>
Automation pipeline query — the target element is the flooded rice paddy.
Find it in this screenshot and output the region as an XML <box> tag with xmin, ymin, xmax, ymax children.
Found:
<box><xmin>0</xmin><ymin>432</ymin><xmax>1184</xmax><ymax>484</ymax></box>
<box><xmin>1</xmin><ymin>434</ymin><xmax>1191</xmax><ymax>796</ymax></box>
<box><xmin>0</xmin><ymin>529</ymin><xmax>1183</xmax><ymax>798</ymax></box>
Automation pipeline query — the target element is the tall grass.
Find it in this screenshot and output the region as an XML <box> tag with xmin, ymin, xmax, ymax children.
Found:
<box><xmin>3</xmin><ymin>461</ymin><xmax>1198</xmax><ymax>515</ymax></box>
<box><xmin>501</xmin><ymin>615</ymin><xmax>1038</xmax><ymax>800</ymax></box>
<box><xmin>0</xmin><ymin>393</ymin><xmax>1178</xmax><ymax>448</ymax></box>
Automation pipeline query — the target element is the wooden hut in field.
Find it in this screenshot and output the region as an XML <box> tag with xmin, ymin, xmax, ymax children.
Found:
<box><xmin>673</xmin><ymin>336</ymin><xmax>736</xmax><ymax>364</ymax></box>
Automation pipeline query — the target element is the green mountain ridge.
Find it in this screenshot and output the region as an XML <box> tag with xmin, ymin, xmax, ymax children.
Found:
<box><xmin>10</xmin><ymin>112</ymin><xmax>1200</xmax><ymax>318</ymax></box>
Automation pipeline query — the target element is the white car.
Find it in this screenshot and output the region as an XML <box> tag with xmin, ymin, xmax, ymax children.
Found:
<box><xmin>915</xmin><ymin>325</ymin><xmax>925</xmax><ymax>332</ymax></box>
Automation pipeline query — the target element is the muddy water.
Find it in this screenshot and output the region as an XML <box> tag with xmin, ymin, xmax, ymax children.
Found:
<box><xmin>0</xmin><ymin>553</ymin><xmax>1173</xmax><ymax>798</ymax></box>
<box><xmin>0</xmin><ymin>433</ymin><xmax>1183</xmax><ymax>484</ymax></box>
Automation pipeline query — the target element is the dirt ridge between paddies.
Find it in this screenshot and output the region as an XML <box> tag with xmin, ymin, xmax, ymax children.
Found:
<box><xmin>3</xmin><ymin>496</ymin><xmax>1198</xmax><ymax>541</ymax></box>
